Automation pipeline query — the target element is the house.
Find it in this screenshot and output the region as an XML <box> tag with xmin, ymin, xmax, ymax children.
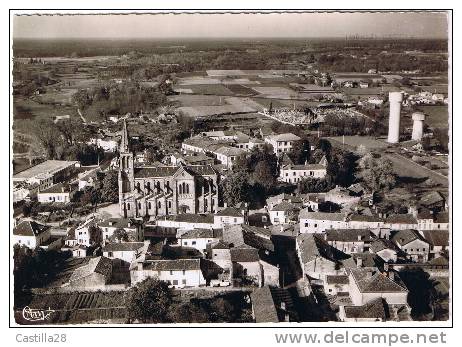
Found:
<box><xmin>279</xmin><ymin>164</ymin><xmax>327</xmax><ymax>184</ymax></box>
<box><xmin>74</xmin><ymin>217</ymin><xmax>99</xmax><ymax>247</ymax></box>
<box><xmin>370</xmin><ymin>239</ymin><xmax>400</xmax><ymax>263</ymax></box>
<box><xmin>250</xmin><ymin>286</ymin><xmax>296</xmax><ymax>322</ymax></box>
<box><xmin>37</xmin><ymin>183</ymin><xmax>76</xmax><ymax>204</ymax></box>
<box><xmin>347</xmin><ymin>267</ymin><xmax>408</xmax><ymax>306</ymax></box>
<box><xmin>339</xmin><ymin>298</ymin><xmax>387</xmax><ymax>322</ymax></box>
<box><xmin>269</xmin><ymin>201</ymin><xmax>299</xmax><ymax>225</ymax></box>
<box><xmin>13</xmin><ymin>160</ymin><xmax>79</xmax><ymax>191</ymax></box>
<box><xmin>384</xmin><ymin>214</ymin><xmax>418</xmax><ymax>231</ymax></box>
<box><xmin>296</xmin><ymin>233</ymin><xmax>347</xmax><ymax>281</ymax></box>
<box><xmin>156</xmin><ymin>213</ymin><xmax>215</xmax><ymax>231</ymax></box>
<box><xmin>13</xmin><ymin>220</ymin><xmax>51</xmax><ymax>248</ymax></box>
<box><xmin>264</xmin><ymin>133</ymin><xmax>301</xmax><ymax>154</ymax></box>
<box><xmin>102</xmin><ymin>242</ymin><xmax>147</xmax><ymax>264</ymax></box>
<box><xmin>391</xmin><ymin>229</ymin><xmax>430</xmax><ymax>262</ymax></box>
<box><xmin>347</xmin><ymin>214</ymin><xmax>385</xmax><ymax>233</ymax></box>
<box><xmin>178</xmin><ymin>228</ymin><xmax>222</xmax><ymax>254</ymax></box>
<box><xmin>341</xmin><ymin>253</ymin><xmax>384</xmax><ymax>270</ymax></box>
<box><xmin>299</xmin><ymin>210</ymin><xmax>347</xmax><ymax>234</ymax></box>
<box><xmin>68</xmin><ymin>256</ymin><xmax>113</xmax><ymax>288</ymax></box>
<box><xmin>325</xmin><ymin>186</ymin><xmax>360</xmax><ymax>206</ymax></box>
<box><xmin>421</xmin><ymin>229</ymin><xmax>449</xmax><ymax>259</ymax></box>
<box><xmin>213</xmin><ymin>146</ymin><xmax>246</xmax><ymax>168</ymax></box>
<box><xmin>324</xmin><ymin>229</ymin><xmax>375</xmax><ymax>254</ymax></box>
<box><xmin>78</xmin><ymin>170</ymin><xmax>99</xmax><ymax>191</ymax></box>
<box><xmin>420</xmin><ymin>191</ymin><xmax>446</xmax><ymax>211</ymax></box>
<box><xmin>359</xmin><ymin>81</ymin><xmax>369</xmax><ymax>88</ymax></box>
<box><xmin>433</xmin><ymin>212</ymin><xmax>449</xmax><ymax>230</ymax></box>
<box><xmin>324</xmin><ymin>275</ymin><xmax>349</xmax><ymax>296</ymax></box>
<box><xmin>131</xmin><ymin>259</ymin><xmax>206</xmax><ymax>288</ymax></box>
<box><xmin>88</xmin><ymin>136</ymin><xmax>119</xmax><ymax>152</ymax></box>
<box><xmin>222</xmin><ymin>224</ymin><xmax>274</xmax><ymax>253</ymax></box>
<box><xmin>230</xmin><ymin>245</ymin><xmax>263</xmax><ymax>286</ymax></box>
<box><xmin>214</xmin><ymin>206</ymin><xmax>246</xmax><ymax>228</ymax></box>
<box><xmin>266</xmin><ymin>193</ymin><xmax>303</xmax><ymax>210</ymax></box>
<box><xmin>301</xmin><ymin>193</ymin><xmax>325</xmax><ymax>212</ymax></box>
<box><xmin>98</xmin><ymin>218</ymin><xmax>143</xmax><ymax>245</ymax></box>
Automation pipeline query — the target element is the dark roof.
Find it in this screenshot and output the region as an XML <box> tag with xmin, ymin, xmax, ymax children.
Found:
<box><xmin>349</xmin><ymin>268</ymin><xmax>407</xmax><ymax>293</ymax></box>
<box><xmin>422</xmin><ymin>230</ymin><xmax>449</xmax><ymax>247</ymax></box>
<box><xmin>216</xmin><ymin>206</ymin><xmax>243</xmax><ymax>217</ymax></box>
<box><xmin>299</xmin><ymin>210</ymin><xmax>345</xmax><ymax>221</ymax></box>
<box><xmin>325</xmin><ymin>229</ymin><xmax>375</xmax><ymax>242</ymax></box>
<box><xmin>69</xmin><ymin>256</ymin><xmax>112</xmax><ymax>283</ymax></box>
<box><xmin>343</xmin><ymin>253</ymin><xmax>385</xmax><ymax>269</ymax></box>
<box><xmin>385</xmin><ymin>214</ymin><xmax>417</xmax><ymax>225</ymax></box>
<box><xmin>296</xmin><ymin>234</ymin><xmax>348</xmax><ymax>264</ymax></box>
<box><xmin>343</xmin><ymin>298</ymin><xmax>386</xmax><ymax>320</ymax></box>
<box><xmin>163</xmin><ymin>213</ymin><xmax>214</xmax><ymax>224</ymax></box>
<box><xmin>370</xmin><ymin>239</ymin><xmax>400</xmax><ymax>253</ymax></box>
<box><xmin>212</xmin><ymin>241</ymin><xmax>230</xmax><ymax>250</ymax></box>
<box><xmin>180</xmin><ymin>229</ymin><xmax>222</xmax><ymax>239</ymax></box>
<box><xmin>134</xmin><ymin>165</ymin><xmax>216</xmax><ymax>178</ymax></box>
<box><xmin>250</xmin><ymin>286</ymin><xmax>279</xmax><ymax>323</ymax></box>
<box><xmin>392</xmin><ymin>229</ymin><xmax>428</xmax><ymax>246</ymax></box>
<box><xmin>271</xmin><ymin>201</ymin><xmax>299</xmax><ymax>212</ymax></box>
<box><xmin>417</xmin><ymin>207</ymin><xmax>433</xmax><ymax>220</ymax></box>
<box><xmin>421</xmin><ymin>191</ymin><xmax>445</xmax><ymax>206</ymax></box>
<box><xmin>230</xmin><ymin>246</ymin><xmax>260</xmax><ymax>262</ymax></box>
<box><xmin>98</xmin><ymin>218</ymin><xmax>139</xmax><ymax>229</ymax></box>
<box><xmin>145</xmin><ymin>259</ymin><xmax>202</xmax><ymax>271</ymax></box>
<box><xmin>14</xmin><ymin>220</ymin><xmax>49</xmax><ymax>237</ymax></box>
<box><xmin>435</xmin><ymin>212</ymin><xmax>449</xmax><ymax>224</ymax></box>
<box><xmin>348</xmin><ymin>214</ymin><xmax>383</xmax><ymax>223</ymax></box>
<box><xmin>39</xmin><ymin>182</ymin><xmax>74</xmax><ymax>194</ymax></box>
<box><xmin>102</xmin><ymin>242</ymin><xmax>145</xmax><ymax>252</ymax></box>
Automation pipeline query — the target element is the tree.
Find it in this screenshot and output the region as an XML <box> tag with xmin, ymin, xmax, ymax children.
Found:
<box><xmin>169</xmin><ymin>302</ymin><xmax>209</xmax><ymax>323</ymax></box>
<box><xmin>125</xmin><ymin>278</ymin><xmax>173</xmax><ymax>323</ymax></box>
<box><xmin>220</xmin><ymin>171</ymin><xmax>251</xmax><ymax>206</ymax></box>
<box><xmin>290</xmin><ymin>137</ymin><xmax>311</xmax><ymax>164</ymax></box>
<box><xmin>110</xmin><ymin>228</ymin><xmax>129</xmax><ymax>243</ymax></box>
<box><xmin>88</xmin><ymin>225</ymin><xmax>103</xmax><ymax>245</ymax></box>
<box><xmin>100</xmin><ymin>170</ymin><xmax>119</xmax><ymax>203</ymax></box>
<box><xmin>208</xmin><ymin>297</ymin><xmax>237</xmax><ymax>322</ymax></box>
<box><xmin>360</xmin><ymin>155</ymin><xmax>396</xmax><ymax>191</ymax></box>
<box><xmin>252</xmin><ymin>161</ymin><xmax>275</xmax><ymax>192</ymax></box>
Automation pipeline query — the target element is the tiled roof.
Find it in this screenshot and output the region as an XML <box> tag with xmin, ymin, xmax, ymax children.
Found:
<box><xmin>348</xmin><ymin>214</ymin><xmax>383</xmax><ymax>223</ymax></box>
<box><xmin>69</xmin><ymin>256</ymin><xmax>112</xmax><ymax>283</ymax></box>
<box><xmin>102</xmin><ymin>242</ymin><xmax>145</xmax><ymax>252</ymax></box>
<box><xmin>39</xmin><ymin>182</ymin><xmax>74</xmax><ymax>194</ymax></box>
<box><xmin>422</xmin><ymin>230</ymin><xmax>449</xmax><ymax>247</ymax></box>
<box><xmin>230</xmin><ymin>245</ymin><xmax>260</xmax><ymax>262</ymax></box>
<box><xmin>267</xmin><ymin>133</ymin><xmax>301</xmax><ymax>142</ymax></box>
<box><xmin>250</xmin><ymin>286</ymin><xmax>279</xmax><ymax>323</ymax></box>
<box><xmin>325</xmin><ymin>229</ymin><xmax>375</xmax><ymax>242</ymax></box>
<box><xmin>283</xmin><ymin>164</ymin><xmax>326</xmax><ymax>171</ymax></box>
<box><xmin>370</xmin><ymin>239</ymin><xmax>400</xmax><ymax>253</ymax></box>
<box><xmin>349</xmin><ymin>268</ymin><xmax>407</xmax><ymax>293</ymax></box>
<box><xmin>392</xmin><ymin>229</ymin><xmax>427</xmax><ymax>246</ymax></box>
<box><xmin>385</xmin><ymin>214</ymin><xmax>417</xmax><ymax>225</ymax></box>
<box><xmin>98</xmin><ymin>218</ymin><xmax>139</xmax><ymax>229</ymax></box>
<box><xmin>326</xmin><ymin>275</ymin><xmax>349</xmax><ymax>285</ymax></box>
<box><xmin>145</xmin><ymin>259</ymin><xmax>201</xmax><ymax>271</ymax></box>
<box><xmin>14</xmin><ymin>220</ymin><xmax>49</xmax><ymax>237</ymax></box>
<box><xmin>216</xmin><ymin>206</ymin><xmax>243</xmax><ymax>217</ymax></box>
<box><xmin>435</xmin><ymin>212</ymin><xmax>449</xmax><ymax>224</ymax></box>
<box><xmin>299</xmin><ymin>210</ymin><xmax>345</xmax><ymax>221</ymax></box>
<box><xmin>163</xmin><ymin>213</ymin><xmax>214</xmax><ymax>224</ymax></box>
<box><xmin>343</xmin><ymin>298</ymin><xmax>386</xmax><ymax>320</ymax></box>
<box><xmin>271</xmin><ymin>201</ymin><xmax>299</xmax><ymax>212</ymax></box>
<box><xmin>212</xmin><ymin>241</ymin><xmax>230</xmax><ymax>250</ymax></box>
<box><xmin>296</xmin><ymin>234</ymin><xmax>348</xmax><ymax>264</ymax></box>
<box><xmin>180</xmin><ymin>228</ymin><xmax>222</xmax><ymax>239</ymax></box>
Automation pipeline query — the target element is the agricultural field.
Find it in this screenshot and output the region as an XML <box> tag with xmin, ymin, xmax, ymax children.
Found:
<box><xmin>169</xmin><ymin>94</ymin><xmax>229</xmax><ymax>107</ymax></box>
<box><xmin>15</xmin><ymin>291</ymin><xmax>127</xmax><ymax>325</ymax></box>
<box><xmin>416</xmin><ymin>105</ymin><xmax>449</xmax><ymax>128</ymax></box>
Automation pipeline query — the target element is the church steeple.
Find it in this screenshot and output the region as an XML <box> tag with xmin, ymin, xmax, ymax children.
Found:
<box><xmin>120</xmin><ymin>119</ymin><xmax>129</xmax><ymax>153</ymax></box>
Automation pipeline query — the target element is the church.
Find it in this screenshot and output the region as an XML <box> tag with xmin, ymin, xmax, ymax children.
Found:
<box><xmin>118</xmin><ymin>121</ymin><xmax>220</xmax><ymax>218</ymax></box>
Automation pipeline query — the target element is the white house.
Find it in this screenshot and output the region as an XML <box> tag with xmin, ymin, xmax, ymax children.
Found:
<box><xmin>269</xmin><ymin>201</ymin><xmax>299</xmax><ymax>225</ymax></box>
<box><xmin>213</xmin><ymin>146</ymin><xmax>246</xmax><ymax>168</ymax></box>
<box><xmin>325</xmin><ymin>186</ymin><xmax>360</xmax><ymax>207</ymax></box>
<box><xmin>98</xmin><ymin>218</ymin><xmax>143</xmax><ymax>245</ymax></box>
<box><xmin>347</xmin><ymin>268</ymin><xmax>408</xmax><ymax>306</ymax></box>
<box><xmin>279</xmin><ymin>164</ymin><xmax>327</xmax><ymax>184</ymax></box>
<box><xmin>264</xmin><ymin>133</ymin><xmax>301</xmax><ymax>154</ymax></box>
<box><xmin>102</xmin><ymin>242</ymin><xmax>147</xmax><ymax>264</ymax></box>
<box><xmin>131</xmin><ymin>259</ymin><xmax>206</xmax><ymax>288</ymax></box>
<box><xmin>75</xmin><ymin>217</ymin><xmax>99</xmax><ymax>247</ymax></box>
<box><xmin>88</xmin><ymin>136</ymin><xmax>119</xmax><ymax>152</ymax></box>
<box><xmin>37</xmin><ymin>183</ymin><xmax>76</xmax><ymax>204</ymax></box>
<box><xmin>13</xmin><ymin>220</ymin><xmax>51</xmax><ymax>249</ymax></box>
<box><xmin>157</xmin><ymin>213</ymin><xmax>215</xmax><ymax>231</ymax></box>
<box><xmin>391</xmin><ymin>229</ymin><xmax>430</xmax><ymax>262</ymax></box>
<box><xmin>213</xmin><ymin>207</ymin><xmax>246</xmax><ymax>228</ymax></box>
<box><xmin>324</xmin><ymin>275</ymin><xmax>349</xmax><ymax>296</ymax></box>
<box><xmin>178</xmin><ymin>228</ymin><xmax>222</xmax><ymax>254</ymax></box>
<box><xmin>299</xmin><ymin>210</ymin><xmax>347</xmax><ymax>234</ymax></box>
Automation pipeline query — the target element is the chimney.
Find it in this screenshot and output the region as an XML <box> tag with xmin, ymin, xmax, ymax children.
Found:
<box><xmin>388</xmin><ymin>271</ymin><xmax>395</xmax><ymax>281</ymax></box>
<box><xmin>127</xmin><ymin>221</ymin><xmax>131</xmax><ymax>227</ymax></box>
<box><xmin>61</xmin><ymin>186</ymin><xmax>65</xmax><ymax>193</ymax></box>
<box><xmin>356</xmin><ymin>257</ymin><xmax>363</xmax><ymax>268</ymax></box>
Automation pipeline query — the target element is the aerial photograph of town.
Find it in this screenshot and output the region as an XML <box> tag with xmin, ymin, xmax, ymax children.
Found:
<box><xmin>11</xmin><ymin>11</ymin><xmax>450</xmax><ymax>326</ymax></box>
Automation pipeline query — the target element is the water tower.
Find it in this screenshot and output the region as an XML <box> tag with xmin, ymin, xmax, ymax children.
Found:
<box><xmin>411</xmin><ymin>112</ymin><xmax>426</xmax><ymax>141</ymax></box>
<box><xmin>387</xmin><ymin>92</ymin><xmax>403</xmax><ymax>143</ymax></box>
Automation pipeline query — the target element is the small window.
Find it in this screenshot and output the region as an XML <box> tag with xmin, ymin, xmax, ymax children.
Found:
<box><xmin>170</xmin><ymin>270</ymin><xmax>173</xmax><ymax>275</ymax></box>
<box><xmin>192</xmin><ymin>241</ymin><xmax>196</xmax><ymax>245</ymax></box>
<box><xmin>184</xmin><ymin>241</ymin><xmax>188</xmax><ymax>246</ymax></box>
<box><xmin>182</xmin><ymin>270</ymin><xmax>186</xmax><ymax>275</ymax></box>
<box><xmin>172</xmin><ymin>280</ymin><xmax>178</xmax><ymax>285</ymax></box>
<box><xmin>182</xmin><ymin>279</ymin><xmax>186</xmax><ymax>285</ymax></box>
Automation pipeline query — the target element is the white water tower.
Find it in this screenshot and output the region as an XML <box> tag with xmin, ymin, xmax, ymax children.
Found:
<box><xmin>411</xmin><ymin>112</ymin><xmax>426</xmax><ymax>141</ymax></box>
<box><xmin>387</xmin><ymin>92</ymin><xmax>403</xmax><ymax>143</ymax></box>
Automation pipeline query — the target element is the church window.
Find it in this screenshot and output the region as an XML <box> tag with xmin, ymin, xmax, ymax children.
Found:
<box><xmin>138</xmin><ymin>202</ymin><xmax>141</xmax><ymax>209</ymax></box>
<box><xmin>158</xmin><ymin>201</ymin><xmax>161</xmax><ymax>208</ymax></box>
<box><xmin>148</xmin><ymin>202</ymin><xmax>152</xmax><ymax>209</ymax></box>
<box><xmin>179</xmin><ymin>184</ymin><xmax>183</xmax><ymax>194</ymax></box>
<box><xmin>186</xmin><ymin>184</ymin><xmax>189</xmax><ymax>194</ymax></box>
<box><xmin>127</xmin><ymin>203</ymin><xmax>130</xmax><ymax>210</ymax></box>
<box><xmin>146</xmin><ymin>182</ymin><xmax>150</xmax><ymax>192</ymax></box>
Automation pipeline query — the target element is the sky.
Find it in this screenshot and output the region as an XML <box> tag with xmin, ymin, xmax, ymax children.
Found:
<box><xmin>13</xmin><ymin>11</ymin><xmax>448</xmax><ymax>39</ymax></box>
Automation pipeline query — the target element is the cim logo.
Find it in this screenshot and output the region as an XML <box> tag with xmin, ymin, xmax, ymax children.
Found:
<box><xmin>22</xmin><ymin>306</ymin><xmax>55</xmax><ymax>322</ymax></box>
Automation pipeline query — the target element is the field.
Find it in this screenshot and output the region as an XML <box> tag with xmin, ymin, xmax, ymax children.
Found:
<box><xmin>416</xmin><ymin>105</ymin><xmax>449</xmax><ymax>128</ymax></box>
<box><xmin>15</xmin><ymin>291</ymin><xmax>127</xmax><ymax>325</ymax></box>
<box><xmin>327</xmin><ymin>136</ymin><xmax>390</xmax><ymax>151</ymax></box>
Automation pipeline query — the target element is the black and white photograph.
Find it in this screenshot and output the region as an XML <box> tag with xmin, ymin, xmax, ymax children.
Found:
<box><xmin>9</xmin><ymin>8</ymin><xmax>452</xmax><ymax>336</ymax></box>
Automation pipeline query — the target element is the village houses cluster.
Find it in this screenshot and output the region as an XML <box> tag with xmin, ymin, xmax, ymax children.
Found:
<box><xmin>13</xmin><ymin>119</ymin><xmax>449</xmax><ymax>323</ymax></box>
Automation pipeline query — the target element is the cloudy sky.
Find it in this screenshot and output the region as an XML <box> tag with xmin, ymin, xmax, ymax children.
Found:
<box><xmin>13</xmin><ymin>11</ymin><xmax>448</xmax><ymax>39</ymax></box>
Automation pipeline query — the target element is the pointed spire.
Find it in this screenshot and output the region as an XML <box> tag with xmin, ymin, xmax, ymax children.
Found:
<box><xmin>120</xmin><ymin>119</ymin><xmax>129</xmax><ymax>153</ymax></box>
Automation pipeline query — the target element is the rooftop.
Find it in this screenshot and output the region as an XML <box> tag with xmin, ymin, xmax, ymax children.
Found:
<box><xmin>266</xmin><ymin>133</ymin><xmax>301</xmax><ymax>142</ymax></box>
<box><xmin>14</xmin><ymin>220</ymin><xmax>50</xmax><ymax>237</ymax></box>
<box><xmin>69</xmin><ymin>256</ymin><xmax>112</xmax><ymax>283</ymax></box>
<box><xmin>299</xmin><ymin>210</ymin><xmax>345</xmax><ymax>221</ymax></box>
<box><xmin>13</xmin><ymin>160</ymin><xmax>78</xmax><ymax>180</ymax></box>
<box><xmin>349</xmin><ymin>268</ymin><xmax>407</xmax><ymax>293</ymax></box>
<box><xmin>325</xmin><ymin>229</ymin><xmax>375</xmax><ymax>242</ymax></box>
<box><xmin>392</xmin><ymin>229</ymin><xmax>427</xmax><ymax>246</ymax></box>
<box><xmin>250</xmin><ymin>286</ymin><xmax>279</xmax><ymax>323</ymax></box>
<box><xmin>102</xmin><ymin>242</ymin><xmax>145</xmax><ymax>252</ymax></box>
<box><xmin>145</xmin><ymin>259</ymin><xmax>202</xmax><ymax>271</ymax></box>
